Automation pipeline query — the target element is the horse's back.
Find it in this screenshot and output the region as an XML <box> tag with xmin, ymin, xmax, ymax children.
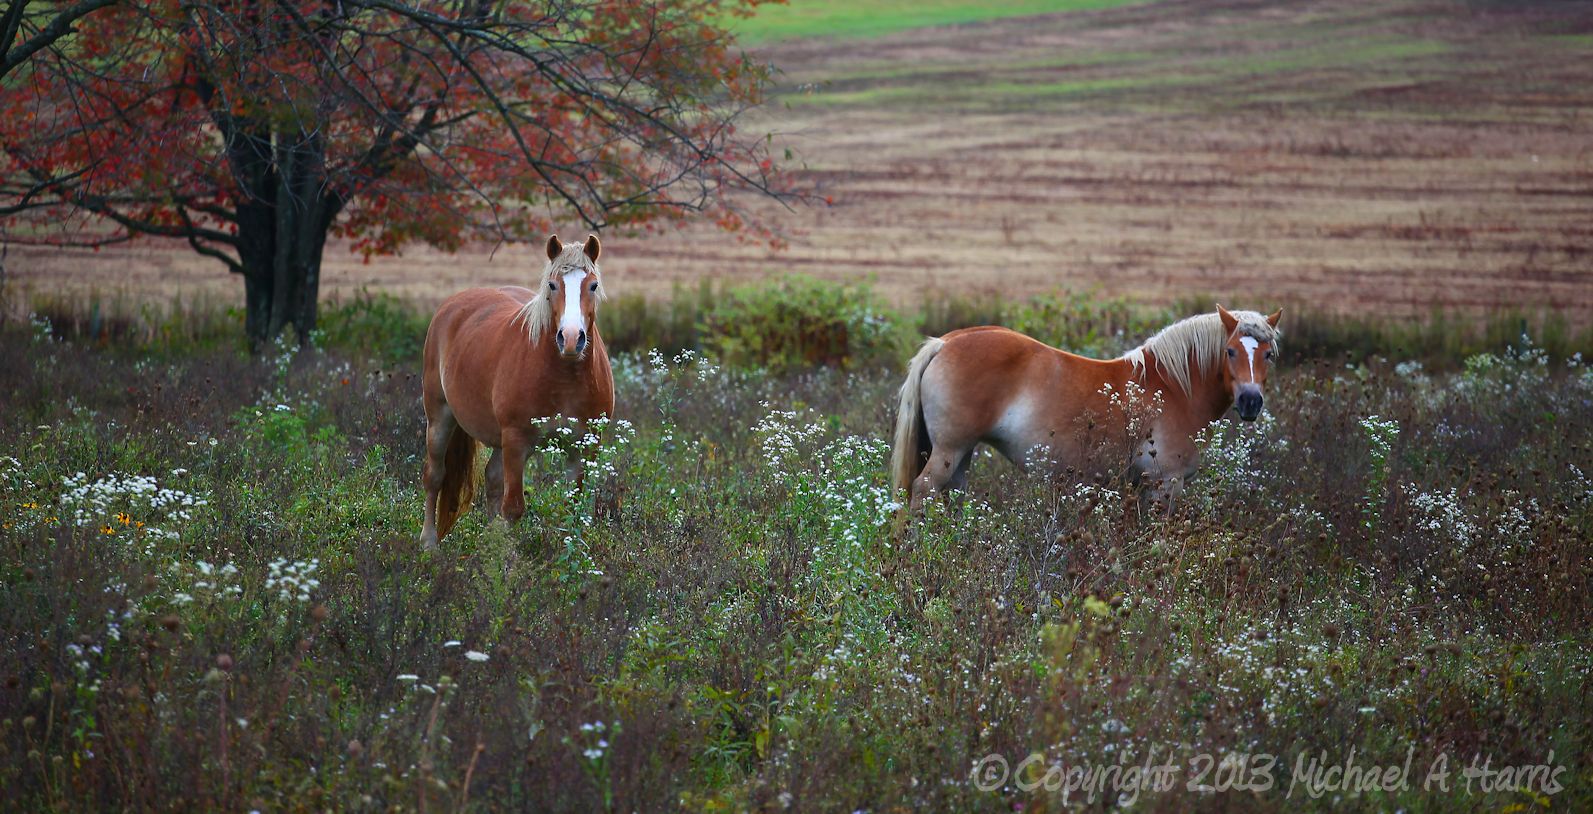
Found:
<box><xmin>427</xmin><ymin>288</ymin><xmax>528</xmax><ymax>352</ymax></box>
<box><xmin>423</xmin><ymin>288</ymin><xmax>528</xmax><ymax>418</ymax></box>
<box><xmin>431</xmin><ymin>286</ymin><xmax>526</xmax><ymax>324</ymax></box>
<box><xmin>920</xmin><ymin>325</ymin><xmax>1129</xmax><ymax>464</ymax></box>
<box><xmin>932</xmin><ymin>326</ymin><xmax>1063</xmax><ymax>381</ymax></box>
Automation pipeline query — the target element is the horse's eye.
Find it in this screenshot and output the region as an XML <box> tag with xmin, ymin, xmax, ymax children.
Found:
<box><xmin>1226</xmin><ymin>348</ymin><xmax>1236</xmax><ymax>358</ymax></box>
<box><xmin>1266</xmin><ymin>350</ymin><xmax>1276</xmax><ymax>360</ymax></box>
<box><xmin>589</xmin><ymin>282</ymin><xmax>598</xmax><ymax>292</ymax></box>
<box><xmin>548</xmin><ymin>282</ymin><xmax>557</xmax><ymax>291</ymax></box>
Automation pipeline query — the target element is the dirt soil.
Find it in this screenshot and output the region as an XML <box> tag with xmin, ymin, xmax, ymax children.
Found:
<box><xmin>9</xmin><ymin>0</ymin><xmax>1593</xmax><ymax>324</ymax></box>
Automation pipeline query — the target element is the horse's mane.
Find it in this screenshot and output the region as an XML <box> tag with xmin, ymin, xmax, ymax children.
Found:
<box><xmin>1120</xmin><ymin>310</ymin><xmax>1279</xmax><ymax>396</ymax></box>
<box><xmin>515</xmin><ymin>241</ymin><xmax>604</xmax><ymax>345</ymax></box>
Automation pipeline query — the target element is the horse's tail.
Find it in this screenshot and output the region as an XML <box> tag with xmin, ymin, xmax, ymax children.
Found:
<box><xmin>890</xmin><ymin>337</ymin><xmax>944</xmax><ymax>507</ymax></box>
<box><xmin>435</xmin><ymin>426</ymin><xmax>480</xmax><ymax>540</ymax></box>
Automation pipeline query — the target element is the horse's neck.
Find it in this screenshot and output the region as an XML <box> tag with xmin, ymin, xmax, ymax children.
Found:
<box><xmin>1184</xmin><ymin>366</ymin><xmax>1235</xmax><ymax>428</ymax></box>
<box><xmin>1134</xmin><ymin>349</ymin><xmax>1233</xmax><ymax>429</ymax></box>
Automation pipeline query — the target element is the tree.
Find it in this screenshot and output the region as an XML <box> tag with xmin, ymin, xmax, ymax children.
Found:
<box><xmin>0</xmin><ymin>0</ymin><xmax>788</xmax><ymax>347</ymax></box>
<box><xmin>1</xmin><ymin>0</ymin><xmax>118</xmax><ymax>80</ymax></box>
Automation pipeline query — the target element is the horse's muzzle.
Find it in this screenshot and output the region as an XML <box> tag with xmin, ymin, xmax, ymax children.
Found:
<box><xmin>559</xmin><ymin>328</ymin><xmax>588</xmax><ymax>358</ymax></box>
<box><xmin>1236</xmin><ymin>387</ymin><xmax>1264</xmax><ymax>421</ymax></box>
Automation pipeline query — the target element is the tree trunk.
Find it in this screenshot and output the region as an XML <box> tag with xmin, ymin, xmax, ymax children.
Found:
<box><xmin>234</xmin><ymin>131</ymin><xmax>339</xmax><ymax>352</ymax></box>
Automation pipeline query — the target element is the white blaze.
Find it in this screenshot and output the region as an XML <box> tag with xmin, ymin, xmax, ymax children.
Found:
<box><xmin>1239</xmin><ymin>336</ymin><xmax>1259</xmax><ymax>380</ymax></box>
<box><xmin>560</xmin><ymin>270</ymin><xmax>586</xmax><ymax>337</ymax></box>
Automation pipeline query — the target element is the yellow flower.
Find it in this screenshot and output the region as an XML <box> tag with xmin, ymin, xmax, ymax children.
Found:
<box><xmin>100</xmin><ymin>525</ymin><xmax>116</xmax><ymax>535</ymax></box>
<box><xmin>116</xmin><ymin>513</ymin><xmax>133</xmax><ymax>526</ymax></box>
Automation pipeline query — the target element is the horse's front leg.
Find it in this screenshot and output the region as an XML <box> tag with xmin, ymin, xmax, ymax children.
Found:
<box><xmin>484</xmin><ymin>447</ymin><xmax>505</xmax><ymax>519</ymax></box>
<box><xmin>566</xmin><ymin>419</ymin><xmax>588</xmax><ymax>494</ymax></box>
<box><xmin>499</xmin><ymin>429</ymin><xmax>531</xmax><ymax>525</ymax></box>
<box><xmin>1143</xmin><ymin>474</ymin><xmax>1184</xmax><ymax>516</ymax></box>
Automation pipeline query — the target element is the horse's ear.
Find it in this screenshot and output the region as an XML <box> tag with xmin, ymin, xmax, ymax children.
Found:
<box><xmin>1217</xmin><ymin>304</ymin><xmax>1238</xmax><ymax>336</ymax></box>
<box><xmin>1266</xmin><ymin>308</ymin><xmax>1283</xmax><ymax>328</ymax></box>
<box><xmin>546</xmin><ymin>234</ymin><xmax>563</xmax><ymax>261</ymax></box>
<box><xmin>583</xmin><ymin>234</ymin><xmax>601</xmax><ymax>262</ymax></box>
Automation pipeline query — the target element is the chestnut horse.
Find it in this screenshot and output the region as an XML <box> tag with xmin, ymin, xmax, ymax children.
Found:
<box><xmin>419</xmin><ymin>234</ymin><xmax>615</xmax><ymax>548</ymax></box>
<box><xmin>891</xmin><ymin>305</ymin><xmax>1282</xmax><ymax>513</ymax></box>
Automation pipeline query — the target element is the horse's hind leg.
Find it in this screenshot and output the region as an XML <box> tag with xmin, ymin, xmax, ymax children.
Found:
<box><xmin>947</xmin><ymin>450</ymin><xmax>975</xmax><ymax>492</ymax></box>
<box><xmin>419</xmin><ymin>406</ymin><xmax>457</xmax><ymax>549</ymax></box>
<box><xmin>910</xmin><ymin>442</ymin><xmax>974</xmax><ymax>511</ymax></box>
<box><xmin>484</xmin><ymin>447</ymin><xmax>505</xmax><ymax>519</ymax></box>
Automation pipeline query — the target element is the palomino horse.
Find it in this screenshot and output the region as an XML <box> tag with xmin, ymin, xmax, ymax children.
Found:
<box><xmin>419</xmin><ymin>234</ymin><xmax>615</xmax><ymax>548</ymax></box>
<box><xmin>890</xmin><ymin>305</ymin><xmax>1282</xmax><ymax>513</ymax></box>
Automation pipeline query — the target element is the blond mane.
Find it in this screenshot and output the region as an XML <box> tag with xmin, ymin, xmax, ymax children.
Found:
<box><xmin>1120</xmin><ymin>310</ymin><xmax>1279</xmax><ymax>396</ymax></box>
<box><xmin>515</xmin><ymin>241</ymin><xmax>604</xmax><ymax>345</ymax></box>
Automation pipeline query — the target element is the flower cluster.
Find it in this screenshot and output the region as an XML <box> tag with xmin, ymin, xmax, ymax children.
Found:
<box><xmin>1194</xmin><ymin>414</ymin><xmax>1280</xmax><ymax>501</ymax></box>
<box><xmin>265</xmin><ymin>558</ymin><xmax>320</xmax><ymax>603</ymax></box>
<box><xmin>168</xmin><ymin>560</ymin><xmax>244</xmax><ymax>606</ymax></box>
<box><xmin>1358</xmin><ymin>415</ymin><xmax>1400</xmax><ymax>459</ymax></box>
<box><xmin>1407</xmin><ymin>486</ymin><xmax>1479</xmax><ymax>548</ymax></box>
<box><xmin>59</xmin><ymin>471</ymin><xmax>207</xmax><ymax>527</ymax></box>
<box><xmin>1097</xmin><ymin>379</ymin><xmax>1165</xmax><ymax>442</ymax></box>
<box><xmin>1359</xmin><ymin>415</ymin><xmax>1400</xmax><ymax>532</ymax></box>
<box><xmin>578</xmin><ymin>720</ymin><xmax>611</xmax><ymax>761</ymax></box>
<box><xmin>752</xmin><ymin>406</ymin><xmax>830</xmax><ymax>485</ymax></box>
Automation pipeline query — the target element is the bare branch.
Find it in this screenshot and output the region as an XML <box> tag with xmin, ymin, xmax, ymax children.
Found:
<box><xmin>1</xmin><ymin>0</ymin><xmax>120</xmax><ymax>80</ymax></box>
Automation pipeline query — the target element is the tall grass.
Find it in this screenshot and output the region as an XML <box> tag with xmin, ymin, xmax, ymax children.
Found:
<box><xmin>1</xmin><ymin>284</ymin><xmax>1590</xmax><ymax>810</ymax></box>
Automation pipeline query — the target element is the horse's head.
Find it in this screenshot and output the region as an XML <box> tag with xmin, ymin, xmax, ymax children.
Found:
<box><xmin>1216</xmin><ymin>304</ymin><xmax>1283</xmax><ymax>421</ymax></box>
<box><xmin>543</xmin><ymin>233</ymin><xmax>603</xmax><ymax>359</ymax></box>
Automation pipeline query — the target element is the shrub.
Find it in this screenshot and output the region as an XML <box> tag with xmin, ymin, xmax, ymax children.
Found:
<box><xmin>698</xmin><ymin>275</ymin><xmax>910</xmax><ymax>372</ymax></box>
<box><xmin>600</xmin><ymin>282</ymin><xmax>710</xmax><ymax>357</ymax></box>
<box><xmin>918</xmin><ymin>288</ymin><xmax>1172</xmax><ymax>357</ymax></box>
<box><xmin>315</xmin><ymin>289</ymin><xmax>430</xmax><ymax>363</ymax></box>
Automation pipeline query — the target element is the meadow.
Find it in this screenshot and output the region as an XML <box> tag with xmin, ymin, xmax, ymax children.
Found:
<box><xmin>3</xmin><ymin>0</ymin><xmax>1592</xmax><ymax>810</ymax></box>
<box><xmin>1</xmin><ymin>288</ymin><xmax>1590</xmax><ymax>811</ymax></box>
